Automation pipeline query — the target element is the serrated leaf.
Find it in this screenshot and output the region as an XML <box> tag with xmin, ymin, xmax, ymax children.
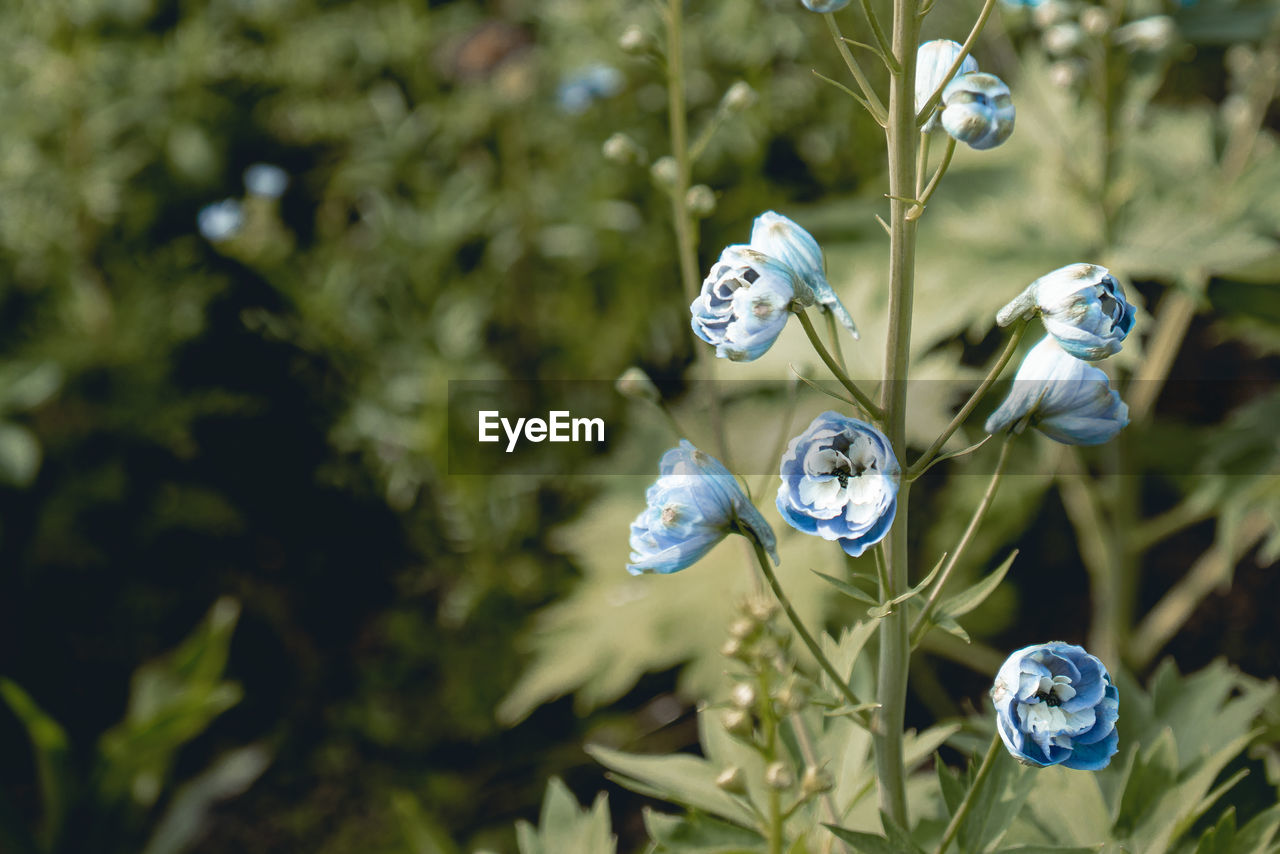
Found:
<box><xmin>587</xmin><ymin>745</ymin><xmax>755</xmax><ymax>827</ymax></box>
<box><xmin>515</xmin><ymin>778</ymin><xmax>615</xmax><ymax>854</ymax></box>
<box><xmin>824</xmin><ymin>824</ymin><xmax>920</xmax><ymax>854</ymax></box>
<box><xmin>937</xmin><ymin>550</ymin><xmax>1018</xmax><ymax>621</ymax></box>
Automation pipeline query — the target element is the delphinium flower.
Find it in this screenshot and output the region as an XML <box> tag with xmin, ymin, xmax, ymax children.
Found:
<box><xmin>557</xmin><ymin>64</ymin><xmax>624</xmax><ymax>115</ymax></box>
<box><xmin>941</xmin><ymin>72</ymin><xmax>1016</xmax><ymax>150</ymax></box>
<box><xmin>985</xmin><ymin>336</ymin><xmax>1129</xmax><ymax>445</ymax></box>
<box><xmin>197</xmin><ymin>199</ymin><xmax>244</xmax><ymax>243</ymax></box>
<box><xmin>997</xmin><ymin>263</ymin><xmax>1135</xmax><ymax>361</ymax></box>
<box><xmin>749</xmin><ymin>211</ymin><xmax>858</xmax><ymax>337</ymax></box>
<box><xmin>776</xmin><ymin>412</ymin><xmax>899</xmax><ymax>557</ymax></box>
<box><xmin>991</xmin><ymin>642</ymin><xmax>1119</xmax><ymax>770</ymax></box>
<box><xmin>691</xmin><ymin>245</ymin><xmax>812</xmax><ymax>362</ymax></box>
<box><xmin>243</xmin><ymin>163</ymin><xmax>290</xmax><ymax>199</ymax></box>
<box><xmin>916</xmin><ymin>40</ymin><xmax>978</xmax><ymax>131</ymax></box>
<box><xmin>628</xmin><ymin>440</ymin><xmax>777</xmax><ymax>575</ymax></box>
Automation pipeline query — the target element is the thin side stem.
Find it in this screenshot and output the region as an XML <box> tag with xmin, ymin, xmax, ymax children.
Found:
<box><xmin>906</xmin><ymin>135</ymin><xmax>956</xmax><ymax>221</ymax></box>
<box><xmin>824</xmin><ymin>309</ymin><xmax>847</xmax><ymax>371</ymax></box>
<box><xmin>910</xmin><ymin>436</ymin><xmax>1013</xmax><ymax>646</ymax></box>
<box><xmin>859</xmin><ymin>0</ymin><xmax>898</xmax><ymax>71</ymax></box>
<box><xmin>908</xmin><ymin>321</ymin><xmax>1026</xmax><ymax>478</ymax></box>
<box><xmin>914</xmin><ymin>130</ymin><xmax>932</xmax><ymax>200</ymax></box>
<box><xmin>746</xmin><ymin>534</ymin><xmax>871</xmax><ymax>725</ymax></box>
<box><xmin>933</xmin><ymin>734</ymin><xmax>1004</xmax><ymax>854</ymax></box>
<box><xmin>791</xmin><ymin>714</ymin><xmax>850</xmax><ymax>854</ymax></box>
<box><xmin>914</xmin><ymin>0</ymin><xmax>999</xmax><ymax>125</ymax></box>
<box><xmin>796</xmin><ymin>309</ymin><xmax>883</xmax><ymax>420</ymax></box>
<box><xmin>825</xmin><ymin>13</ymin><xmax>889</xmax><ymax>124</ymax></box>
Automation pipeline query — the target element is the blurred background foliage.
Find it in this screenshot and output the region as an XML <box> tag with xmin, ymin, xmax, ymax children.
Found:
<box><xmin>0</xmin><ymin>0</ymin><xmax>1277</xmax><ymax>851</ymax></box>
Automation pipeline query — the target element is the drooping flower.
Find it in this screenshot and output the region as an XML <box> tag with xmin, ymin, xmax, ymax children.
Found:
<box><xmin>749</xmin><ymin>211</ymin><xmax>858</xmax><ymax>338</ymax></box>
<box><xmin>941</xmin><ymin>72</ymin><xmax>1016</xmax><ymax>150</ymax></box>
<box><xmin>997</xmin><ymin>263</ymin><xmax>1135</xmax><ymax>361</ymax></box>
<box><xmin>628</xmin><ymin>440</ymin><xmax>777</xmax><ymax>575</ymax></box>
<box><xmin>691</xmin><ymin>245</ymin><xmax>812</xmax><ymax>362</ymax></box>
<box><xmin>991</xmin><ymin>642</ymin><xmax>1119</xmax><ymax>770</ymax></box>
<box><xmin>916</xmin><ymin>40</ymin><xmax>979</xmax><ymax>131</ymax></box>
<box><xmin>243</xmin><ymin>163</ymin><xmax>290</xmax><ymax>199</ymax></box>
<box><xmin>800</xmin><ymin>0</ymin><xmax>852</xmax><ymax>11</ymax></box>
<box><xmin>776</xmin><ymin>412</ymin><xmax>899</xmax><ymax>557</ymax></box>
<box><xmin>985</xmin><ymin>336</ymin><xmax>1129</xmax><ymax>445</ymax></box>
<box><xmin>197</xmin><ymin>199</ymin><xmax>244</xmax><ymax>242</ymax></box>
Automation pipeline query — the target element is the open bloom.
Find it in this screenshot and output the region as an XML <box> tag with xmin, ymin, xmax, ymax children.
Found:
<box><xmin>916</xmin><ymin>40</ymin><xmax>979</xmax><ymax>131</ymax></box>
<box><xmin>986</xmin><ymin>336</ymin><xmax>1128</xmax><ymax>445</ymax></box>
<box><xmin>776</xmin><ymin>412</ymin><xmax>899</xmax><ymax>557</ymax></box>
<box><xmin>941</xmin><ymin>72</ymin><xmax>1016</xmax><ymax>150</ymax></box>
<box><xmin>997</xmin><ymin>263</ymin><xmax>1135</xmax><ymax>361</ymax></box>
<box><xmin>749</xmin><ymin>211</ymin><xmax>858</xmax><ymax>338</ymax></box>
<box><xmin>629</xmin><ymin>441</ymin><xmax>777</xmax><ymax>575</ymax></box>
<box><xmin>691</xmin><ymin>245</ymin><xmax>812</xmax><ymax>361</ymax></box>
<box><xmin>991</xmin><ymin>642</ymin><xmax>1119</xmax><ymax>770</ymax></box>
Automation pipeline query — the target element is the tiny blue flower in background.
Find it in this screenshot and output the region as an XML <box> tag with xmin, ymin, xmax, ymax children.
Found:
<box><xmin>243</xmin><ymin>163</ymin><xmax>290</xmax><ymax>199</ymax></box>
<box><xmin>986</xmin><ymin>336</ymin><xmax>1129</xmax><ymax>445</ymax></box>
<box><xmin>916</xmin><ymin>40</ymin><xmax>978</xmax><ymax>131</ymax></box>
<box><xmin>197</xmin><ymin>198</ymin><xmax>244</xmax><ymax>242</ymax></box>
<box><xmin>557</xmin><ymin>64</ymin><xmax>624</xmax><ymax>115</ymax></box>
<box><xmin>691</xmin><ymin>245</ymin><xmax>812</xmax><ymax>362</ymax></box>
<box><xmin>999</xmin><ymin>0</ymin><xmax>1046</xmax><ymax>7</ymax></box>
<box><xmin>800</xmin><ymin>0</ymin><xmax>852</xmax><ymax>11</ymax></box>
<box><xmin>749</xmin><ymin>211</ymin><xmax>858</xmax><ymax>338</ymax></box>
<box><xmin>941</xmin><ymin>72</ymin><xmax>1016</xmax><ymax>150</ymax></box>
<box><xmin>776</xmin><ymin>412</ymin><xmax>899</xmax><ymax>557</ymax></box>
<box><xmin>997</xmin><ymin>263</ymin><xmax>1135</xmax><ymax>361</ymax></box>
<box><xmin>628</xmin><ymin>440</ymin><xmax>777</xmax><ymax>575</ymax></box>
<box><xmin>991</xmin><ymin>641</ymin><xmax>1119</xmax><ymax>770</ymax></box>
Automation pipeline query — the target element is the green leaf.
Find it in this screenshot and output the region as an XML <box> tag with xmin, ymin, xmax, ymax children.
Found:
<box><xmin>824</xmin><ymin>824</ymin><xmax>922</xmax><ymax>854</ymax></box>
<box><xmin>936</xmin><ymin>550</ymin><xmax>1018</xmax><ymax>620</ymax></box>
<box><xmin>812</xmin><ymin>570</ymin><xmax>878</xmax><ymax>607</ymax></box>
<box><xmin>0</xmin><ymin>422</ymin><xmax>42</xmax><ymax>487</ymax></box>
<box><xmin>587</xmin><ymin>745</ymin><xmax>756</xmax><ymax>827</ymax></box>
<box><xmin>644</xmin><ymin>810</ymin><xmax>765</xmax><ymax>853</ymax></box>
<box><xmin>515</xmin><ymin>778</ymin><xmax>615</xmax><ymax>854</ymax></box>
<box><xmin>141</xmin><ymin>745</ymin><xmax>271</xmax><ymax>854</ymax></box>
<box><xmin>0</xmin><ymin>362</ymin><xmax>62</xmax><ymax>413</ymax></box>
<box><xmin>0</xmin><ymin>678</ymin><xmax>72</xmax><ymax>850</ymax></box>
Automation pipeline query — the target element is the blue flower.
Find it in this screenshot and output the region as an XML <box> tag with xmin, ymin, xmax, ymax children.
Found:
<box><xmin>941</xmin><ymin>72</ymin><xmax>1015</xmax><ymax>150</ymax></box>
<box><xmin>629</xmin><ymin>441</ymin><xmax>777</xmax><ymax>575</ymax></box>
<box><xmin>691</xmin><ymin>245</ymin><xmax>812</xmax><ymax>362</ymax></box>
<box><xmin>800</xmin><ymin>0</ymin><xmax>852</xmax><ymax>11</ymax></box>
<box><xmin>997</xmin><ymin>263</ymin><xmax>1135</xmax><ymax>361</ymax></box>
<box><xmin>557</xmin><ymin>64</ymin><xmax>624</xmax><ymax>115</ymax></box>
<box><xmin>991</xmin><ymin>642</ymin><xmax>1119</xmax><ymax>770</ymax></box>
<box><xmin>776</xmin><ymin>412</ymin><xmax>899</xmax><ymax>557</ymax></box>
<box><xmin>985</xmin><ymin>336</ymin><xmax>1129</xmax><ymax>445</ymax></box>
<box><xmin>916</xmin><ymin>40</ymin><xmax>979</xmax><ymax>131</ymax></box>
<box><xmin>244</xmin><ymin>163</ymin><xmax>290</xmax><ymax>199</ymax></box>
<box><xmin>197</xmin><ymin>199</ymin><xmax>244</xmax><ymax>242</ymax></box>
<box><xmin>749</xmin><ymin>211</ymin><xmax>858</xmax><ymax>338</ymax></box>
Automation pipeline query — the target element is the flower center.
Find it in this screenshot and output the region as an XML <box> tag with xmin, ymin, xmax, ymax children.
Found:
<box><xmin>660</xmin><ymin>504</ymin><xmax>681</xmax><ymax>526</ymax></box>
<box><xmin>1031</xmin><ymin>674</ymin><xmax>1076</xmax><ymax>708</ymax></box>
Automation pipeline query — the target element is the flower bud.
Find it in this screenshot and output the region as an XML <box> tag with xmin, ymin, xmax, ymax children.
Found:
<box><xmin>650</xmin><ymin>155</ymin><xmax>679</xmax><ymax>190</ymax></box>
<box><xmin>720</xmin><ymin>637</ymin><xmax>748</xmax><ymax>660</ymax></box>
<box><xmin>603</xmin><ymin>132</ymin><xmax>646</xmax><ymax>165</ymax></box>
<box><xmin>764</xmin><ymin>762</ymin><xmax>795</xmax><ymax>790</ymax></box>
<box><xmin>619</xmin><ymin>24</ymin><xmax>649</xmax><ymax>54</ymax></box>
<box><xmin>1079</xmin><ymin>6</ymin><xmax>1111</xmax><ymax>37</ymax></box>
<box><xmin>730</xmin><ymin>682</ymin><xmax>757</xmax><ymax>710</ymax></box>
<box><xmin>723</xmin><ymin>80</ymin><xmax>757</xmax><ymax>112</ymax></box>
<box><xmin>686</xmin><ymin>184</ymin><xmax>716</xmax><ymax>218</ymax></box>
<box><xmin>941</xmin><ymin>72</ymin><xmax>1015</xmax><ymax>150</ymax></box>
<box><xmin>197</xmin><ymin>199</ymin><xmax>244</xmax><ymax>243</ymax></box>
<box><xmin>744</xmin><ymin>596</ymin><xmax>778</xmax><ymax>623</ymax></box>
<box><xmin>722</xmin><ymin>708</ymin><xmax>754</xmax><ymax>738</ymax></box>
<box><xmin>1042</xmin><ymin>22</ymin><xmax>1085</xmax><ymax>56</ymax></box>
<box><xmin>748</xmin><ymin>211</ymin><xmax>858</xmax><ymax>338</ymax></box>
<box><xmin>615</xmin><ymin>366</ymin><xmax>660</xmax><ymax>402</ymax></box>
<box><xmin>243</xmin><ymin>163</ymin><xmax>289</xmax><ymax>199</ymax></box>
<box><xmin>801</xmin><ymin>0</ymin><xmax>851</xmax><ymax>10</ymax></box>
<box><xmin>800</xmin><ymin>766</ymin><xmax>834</xmax><ymax>797</ymax></box>
<box><xmin>715</xmin><ymin>766</ymin><xmax>748</xmax><ymax>795</ymax></box>
<box><xmin>1113</xmin><ymin>15</ymin><xmax>1176</xmax><ymax>52</ymax></box>
<box><xmin>775</xmin><ymin>679</ymin><xmax>806</xmax><ymax>712</ymax></box>
<box><xmin>1032</xmin><ymin>0</ymin><xmax>1076</xmax><ymax>29</ymax></box>
<box><xmin>916</xmin><ymin>40</ymin><xmax>978</xmax><ymax>132</ymax></box>
<box><xmin>996</xmin><ymin>263</ymin><xmax>1134</xmax><ymax>360</ymax></box>
<box><xmin>1048</xmin><ymin>60</ymin><xmax>1086</xmax><ymax>89</ymax></box>
<box><xmin>1225</xmin><ymin>45</ymin><xmax>1256</xmax><ymax>80</ymax></box>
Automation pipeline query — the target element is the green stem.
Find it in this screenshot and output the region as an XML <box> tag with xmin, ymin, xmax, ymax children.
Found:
<box><xmin>933</xmin><ymin>734</ymin><xmax>1003</xmax><ymax>854</ymax></box>
<box><xmin>825</xmin><ymin>13</ymin><xmax>889</xmax><ymax>124</ymax></box>
<box><xmin>824</xmin><ymin>309</ymin><xmax>847</xmax><ymax>371</ymax></box>
<box><xmin>906</xmin><ymin>136</ymin><xmax>956</xmax><ymax>222</ymax></box>
<box><xmin>746</xmin><ymin>534</ymin><xmax>871</xmax><ymax>725</ymax></box>
<box><xmin>875</xmin><ymin>0</ymin><xmax>922</xmax><ymax>828</ymax></box>
<box><xmin>910</xmin><ymin>436</ymin><xmax>1013</xmax><ymax>646</ymax></box>
<box><xmin>914</xmin><ymin>0</ymin><xmax>999</xmax><ymax>125</ymax></box>
<box><xmin>758</xmin><ymin>668</ymin><xmax>785</xmax><ymax>854</ymax></box>
<box><xmin>859</xmin><ymin>0</ymin><xmax>899</xmax><ymax>72</ymax></box>
<box><xmin>796</xmin><ymin>308</ymin><xmax>883</xmax><ymax>420</ymax></box>
<box><xmin>908</xmin><ymin>321</ymin><xmax>1026</xmax><ymax>479</ymax></box>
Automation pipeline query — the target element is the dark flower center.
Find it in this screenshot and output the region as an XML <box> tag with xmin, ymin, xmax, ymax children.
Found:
<box><xmin>741</xmin><ymin>267</ymin><xmax>760</xmax><ymax>284</ymax></box>
<box><xmin>1034</xmin><ymin>690</ymin><xmax>1062</xmax><ymax>708</ymax></box>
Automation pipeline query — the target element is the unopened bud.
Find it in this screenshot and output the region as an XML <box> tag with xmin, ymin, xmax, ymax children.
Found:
<box><xmin>744</xmin><ymin>596</ymin><xmax>778</xmax><ymax>623</ymax></box>
<box><xmin>730</xmin><ymin>682</ymin><xmax>757</xmax><ymax>710</ymax></box>
<box><xmin>685</xmin><ymin>184</ymin><xmax>716</xmax><ymax>218</ymax></box>
<box><xmin>1032</xmin><ymin>0</ymin><xmax>1075</xmax><ymax>29</ymax></box>
<box><xmin>722</xmin><ymin>708</ymin><xmax>753</xmax><ymax>738</ymax></box>
<box><xmin>1079</xmin><ymin>6</ymin><xmax>1111</xmax><ymax>37</ymax></box>
<box><xmin>1042</xmin><ymin>22</ymin><xmax>1085</xmax><ymax>56</ymax></box>
<box><xmin>615</xmin><ymin>366</ymin><xmax>659</xmax><ymax>402</ymax></box>
<box><xmin>619</xmin><ymin>25</ymin><xmax>649</xmax><ymax>54</ymax></box>
<box><xmin>720</xmin><ymin>637</ymin><xmax>747</xmax><ymax>660</ymax></box>
<box><xmin>764</xmin><ymin>761</ymin><xmax>794</xmax><ymax>790</ymax></box>
<box><xmin>722</xmin><ymin>80</ymin><xmax>757</xmax><ymax>111</ymax></box>
<box><xmin>801</xmin><ymin>765</ymin><xmax>834</xmax><ymax>797</ymax></box>
<box><xmin>1225</xmin><ymin>45</ymin><xmax>1256</xmax><ymax>80</ymax></box>
<box><xmin>1048</xmin><ymin>59</ymin><xmax>1085</xmax><ymax>89</ymax></box>
<box><xmin>603</xmin><ymin>132</ymin><xmax>645</xmax><ymax>165</ymax></box>
<box><xmin>728</xmin><ymin>617</ymin><xmax>757</xmax><ymax>640</ymax></box>
<box><xmin>1221</xmin><ymin>94</ymin><xmax>1252</xmax><ymax>129</ymax></box>
<box><xmin>650</xmin><ymin>155</ymin><xmax>679</xmax><ymax>190</ymax></box>
<box><xmin>775</xmin><ymin>680</ymin><xmax>806</xmax><ymax>712</ymax></box>
<box><xmin>1113</xmin><ymin>16</ymin><xmax>1176</xmax><ymax>52</ymax></box>
<box><xmin>715</xmin><ymin>766</ymin><xmax>748</xmax><ymax>795</ymax></box>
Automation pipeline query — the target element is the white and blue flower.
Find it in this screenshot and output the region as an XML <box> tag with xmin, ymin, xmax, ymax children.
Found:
<box><xmin>776</xmin><ymin>412</ymin><xmax>899</xmax><ymax>557</ymax></box>
<box><xmin>628</xmin><ymin>441</ymin><xmax>777</xmax><ymax>575</ymax></box>
<box><xmin>916</xmin><ymin>40</ymin><xmax>979</xmax><ymax>131</ymax></box>
<box><xmin>941</xmin><ymin>72</ymin><xmax>1016</xmax><ymax>150</ymax></box>
<box><xmin>691</xmin><ymin>244</ymin><xmax>812</xmax><ymax>362</ymax></box>
<box><xmin>997</xmin><ymin>263</ymin><xmax>1135</xmax><ymax>361</ymax></box>
<box><xmin>749</xmin><ymin>211</ymin><xmax>858</xmax><ymax>339</ymax></box>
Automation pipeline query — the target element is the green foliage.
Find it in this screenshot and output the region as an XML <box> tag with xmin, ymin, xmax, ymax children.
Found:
<box><xmin>514</xmin><ymin>778</ymin><xmax>615</xmax><ymax>854</ymax></box>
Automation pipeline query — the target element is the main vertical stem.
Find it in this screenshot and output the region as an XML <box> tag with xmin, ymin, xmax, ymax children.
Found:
<box><xmin>875</xmin><ymin>0</ymin><xmax>921</xmax><ymax>828</ymax></box>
